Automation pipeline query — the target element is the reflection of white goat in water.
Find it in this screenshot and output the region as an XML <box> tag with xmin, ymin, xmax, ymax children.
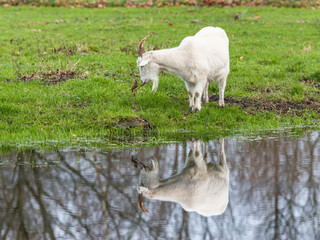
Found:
<box><xmin>137</xmin><ymin>139</ymin><xmax>229</xmax><ymax>217</ymax></box>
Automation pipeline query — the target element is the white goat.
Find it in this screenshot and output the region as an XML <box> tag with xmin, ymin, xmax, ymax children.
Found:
<box><xmin>137</xmin><ymin>139</ymin><xmax>229</xmax><ymax>217</ymax></box>
<box><xmin>137</xmin><ymin>27</ymin><xmax>229</xmax><ymax>112</ymax></box>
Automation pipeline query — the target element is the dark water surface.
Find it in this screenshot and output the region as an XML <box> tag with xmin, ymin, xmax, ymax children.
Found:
<box><xmin>0</xmin><ymin>132</ymin><xmax>319</xmax><ymax>240</ymax></box>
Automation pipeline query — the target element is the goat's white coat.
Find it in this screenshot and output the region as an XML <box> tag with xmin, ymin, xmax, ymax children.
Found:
<box><xmin>137</xmin><ymin>26</ymin><xmax>229</xmax><ymax>111</ymax></box>
<box><xmin>138</xmin><ymin>140</ymin><xmax>229</xmax><ymax>217</ymax></box>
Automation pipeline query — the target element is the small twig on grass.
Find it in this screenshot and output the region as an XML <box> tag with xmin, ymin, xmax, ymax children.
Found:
<box><xmin>69</xmin><ymin>59</ymin><xmax>80</xmax><ymax>71</ymax></box>
<box><xmin>239</xmin><ymin>7</ymin><xmax>250</xmax><ymax>18</ymax></box>
<box><xmin>135</xmin><ymin>82</ymin><xmax>146</xmax><ymax>91</ymax></box>
<box><xmin>131</xmin><ymin>79</ymin><xmax>146</xmax><ymax>97</ymax></box>
<box><xmin>131</xmin><ymin>81</ymin><xmax>146</xmax><ymax>97</ymax></box>
<box><xmin>131</xmin><ymin>79</ymin><xmax>138</xmax><ymax>95</ymax></box>
<box><xmin>35</xmin><ymin>36</ymin><xmax>42</xmax><ymax>57</ymax></box>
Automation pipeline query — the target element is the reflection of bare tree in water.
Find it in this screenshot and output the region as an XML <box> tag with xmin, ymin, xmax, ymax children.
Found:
<box><xmin>0</xmin><ymin>151</ymin><xmax>56</xmax><ymax>240</ymax></box>
<box><xmin>0</xmin><ymin>150</ymin><xmax>113</xmax><ymax>239</ymax></box>
<box><xmin>229</xmin><ymin>132</ymin><xmax>320</xmax><ymax>240</ymax></box>
<box><xmin>0</xmin><ymin>132</ymin><xmax>319</xmax><ymax>239</ymax></box>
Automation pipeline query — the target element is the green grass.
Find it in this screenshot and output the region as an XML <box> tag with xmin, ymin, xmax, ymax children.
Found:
<box><xmin>0</xmin><ymin>6</ymin><xmax>319</xmax><ymax>149</ymax></box>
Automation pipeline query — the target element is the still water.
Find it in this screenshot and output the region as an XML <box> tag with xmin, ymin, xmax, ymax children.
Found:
<box><xmin>0</xmin><ymin>132</ymin><xmax>319</xmax><ymax>240</ymax></box>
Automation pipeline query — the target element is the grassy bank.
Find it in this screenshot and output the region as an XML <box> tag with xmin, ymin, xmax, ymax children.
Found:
<box><xmin>0</xmin><ymin>6</ymin><xmax>319</xmax><ymax>148</ymax></box>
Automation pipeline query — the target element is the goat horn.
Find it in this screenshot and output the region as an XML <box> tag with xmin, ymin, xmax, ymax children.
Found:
<box><xmin>138</xmin><ymin>193</ymin><xmax>149</xmax><ymax>213</ymax></box>
<box><xmin>138</xmin><ymin>35</ymin><xmax>150</xmax><ymax>57</ymax></box>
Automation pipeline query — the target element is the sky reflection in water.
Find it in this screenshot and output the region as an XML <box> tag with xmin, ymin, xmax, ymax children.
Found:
<box><xmin>0</xmin><ymin>132</ymin><xmax>319</xmax><ymax>240</ymax></box>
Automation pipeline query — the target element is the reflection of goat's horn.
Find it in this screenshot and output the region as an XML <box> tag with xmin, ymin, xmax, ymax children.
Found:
<box><xmin>138</xmin><ymin>35</ymin><xmax>150</xmax><ymax>57</ymax></box>
<box><xmin>151</xmin><ymin>158</ymin><xmax>159</xmax><ymax>173</ymax></box>
<box><xmin>138</xmin><ymin>193</ymin><xmax>149</xmax><ymax>213</ymax></box>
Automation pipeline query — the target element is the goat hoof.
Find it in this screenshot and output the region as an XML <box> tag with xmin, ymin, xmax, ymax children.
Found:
<box><xmin>219</xmin><ymin>101</ymin><xmax>225</xmax><ymax>108</ymax></box>
<box><xmin>188</xmin><ymin>107</ymin><xmax>193</xmax><ymax>113</ymax></box>
<box><xmin>193</xmin><ymin>108</ymin><xmax>200</xmax><ymax>113</ymax></box>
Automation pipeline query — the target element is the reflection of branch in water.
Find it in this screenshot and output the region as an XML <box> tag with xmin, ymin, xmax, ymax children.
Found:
<box><xmin>77</xmin><ymin>151</ymin><xmax>157</xmax><ymax>239</ymax></box>
<box><xmin>305</xmin><ymin>133</ymin><xmax>320</xmax><ymax>238</ymax></box>
<box><xmin>75</xmin><ymin>151</ymin><xmax>137</xmax><ymax>211</ymax></box>
<box><xmin>57</xmin><ymin>152</ymin><xmax>100</xmax><ymax>195</ymax></box>
<box><xmin>32</xmin><ymin>168</ymin><xmax>56</xmax><ymax>240</ymax></box>
<box><xmin>1</xmin><ymin>165</ymin><xmax>18</xmax><ymax>239</ymax></box>
<box><xmin>56</xmin><ymin>152</ymin><xmax>110</xmax><ymax>238</ymax></box>
<box><xmin>273</xmin><ymin>141</ymin><xmax>280</xmax><ymax>240</ymax></box>
<box><xmin>34</xmin><ymin>151</ymin><xmax>106</xmax><ymax>238</ymax></box>
<box><xmin>93</xmin><ymin>151</ymin><xmax>110</xmax><ymax>240</ymax></box>
<box><xmin>63</xmin><ymin>151</ymin><xmax>148</xmax><ymax>238</ymax></box>
<box><xmin>17</xmin><ymin>157</ymin><xmax>29</xmax><ymax>240</ymax></box>
<box><xmin>179</xmin><ymin>210</ymin><xmax>190</xmax><ymax>240</ymax></box>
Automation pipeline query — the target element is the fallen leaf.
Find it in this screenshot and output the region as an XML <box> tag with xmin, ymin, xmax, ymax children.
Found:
<box><xmin>303</xmin><ymin>45</ymin><xmax>312</xmax><ymax>52</ymax></box>
<box><xmin>55</xmin><ymin>18</ymin><xmax>64</xmax><ymax>23</ymax></box>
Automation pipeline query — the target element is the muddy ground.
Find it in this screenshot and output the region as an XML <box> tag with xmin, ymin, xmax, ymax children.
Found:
<box><xmin>208</xmin><ymin>94</ymin><xmax>320</xmax><ymax>116</ymax></box>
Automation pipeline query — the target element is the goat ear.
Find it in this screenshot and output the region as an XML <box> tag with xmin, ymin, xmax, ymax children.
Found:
<box><xmin>138</xmin><ymin>59</ymin><xmax>149</xmax><ymax>67</ymax></box>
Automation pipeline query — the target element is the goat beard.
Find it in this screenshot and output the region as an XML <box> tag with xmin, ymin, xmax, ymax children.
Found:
<box><xmin>151</xmin><ymin>79</ymin><xmax>159</xmax><ymax>92</ymax></box>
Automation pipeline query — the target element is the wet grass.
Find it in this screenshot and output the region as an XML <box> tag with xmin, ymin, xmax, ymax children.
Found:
<box><xmin>0</xmin><ymin>6</ymin><xmax>319</xmax><ymax>149</ymax></box>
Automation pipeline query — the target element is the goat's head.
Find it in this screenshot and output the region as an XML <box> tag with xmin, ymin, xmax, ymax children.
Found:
<box><xmin>138</xmin><ymin>158</ymin><xmax>160</xmax><ymax>195</ymax></box>
<box><xmin>137</xmin><ymin>158</ymin><xmax>160</xmax><ymax>213</ymax></box>
<box><xmin>137</xmin><ymin>35</ymin><xmax>159</xmax><ymax>92</ymax></box>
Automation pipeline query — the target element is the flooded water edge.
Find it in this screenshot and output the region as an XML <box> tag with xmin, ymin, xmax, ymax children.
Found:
<box><xmin>0</xmin><ymin>132</ymin><xmax>319</xmax><ymax>240</ymax></box>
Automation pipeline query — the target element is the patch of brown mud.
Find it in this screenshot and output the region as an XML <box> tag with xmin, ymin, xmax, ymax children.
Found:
<box><xmin>209</xmin><ymin>94</ymin><xmax>320</xmax><ymax>115</ymax></box>
<box><xmin>114</xmin><ymin>117</ymin><xmax>152</xmax><ymax>129</ymax></box>
<box><xmin>19</xmin><ymin>69</ymin><xmax>84</xmax><ymax>85</ymax></box>
<box><xmin>300</xmin><ymin>78</ymin><xmax>320</xmax><ymax>89</ymax></box>
<box><xmin>300</xmin><ymin>72</ymin><xmax>320</xmax><ymax>89</ymax></box>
